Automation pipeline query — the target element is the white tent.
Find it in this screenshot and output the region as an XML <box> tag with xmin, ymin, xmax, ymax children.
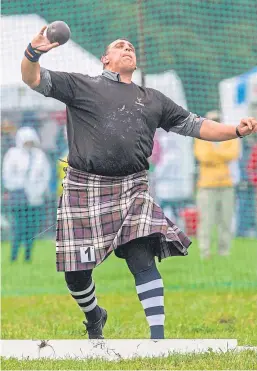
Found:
<box><xmin>219</xmin><ymin>67</ymin><xmax>257</xmax><ymax>185</ymax></box>
<box><xmin>1</xmin><ymin>14</ymin><xmax>142</xmax><ymax>110</ymax></box>
<box><xmin>219</xmin><ymin>67</ymin><xmax>257</xmax><ymax>125</ymax></box>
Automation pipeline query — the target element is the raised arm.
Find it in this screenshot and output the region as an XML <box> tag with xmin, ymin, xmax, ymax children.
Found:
<box><xmin>21</xmin><ymin>26</ymin><xmax>77</xmax><ymax>104</ymax></box>
<box><xmin>21</xmin><ymin>26</ymin><xmax>59</xmax><ymax>88</ymax></box>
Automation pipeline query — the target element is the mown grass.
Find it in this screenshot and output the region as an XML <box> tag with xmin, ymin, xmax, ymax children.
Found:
<box><xmin>1</xmin><ymin>238</ymin><xmax>257</xmax><ymax>369</ymax></box>
<box><xmin>1</xmin><ymin>350</ymin><xmax>257</xmax><ymax>370</ymax></box>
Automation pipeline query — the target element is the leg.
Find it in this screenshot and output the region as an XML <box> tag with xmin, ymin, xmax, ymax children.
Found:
<box><xmin>64</xmin><ymin>269</ymin><xmax>107</xmax><ymax>338</ymax></box>
<box><xmin>24</xmin><ymin>206</ymin><xmax>42</xmax><ymax>261</ymax></box>
<box><xmin>217</xmin><ymin>188</ymin><xmax>235</xmax><ymax>256</ymax></box>
<box><xmin>196</xmin><ymin>188</ymin><xmax>216</xmax><ymax>258</ymax></box>
<box><xmin>11</xmin><ymin>208</ymin><xmax>23</xmax><ymax>261</ymax></box>
<box><xmin>116</xmin><ymin>237</ymin><xmax>165</xmax><ymax>339</ymax></box>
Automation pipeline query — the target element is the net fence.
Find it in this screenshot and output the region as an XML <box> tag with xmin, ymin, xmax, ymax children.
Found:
<box><xmin>1</xmin><ymin>0</ymin><xmax>257</xmax><ymax>289</ymax></box>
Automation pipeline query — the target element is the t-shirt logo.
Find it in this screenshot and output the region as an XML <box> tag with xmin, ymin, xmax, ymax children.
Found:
<box><xmin>135</xmin><ymin>97</ymin><xmax>144</xmax><ymax>107</ymax></box>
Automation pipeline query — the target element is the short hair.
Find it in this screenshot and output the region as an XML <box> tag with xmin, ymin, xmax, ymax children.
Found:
<box><xmin>103</xmin><ymin>38</ymin><xmax>132</xmax><ymax>56</ymax></box>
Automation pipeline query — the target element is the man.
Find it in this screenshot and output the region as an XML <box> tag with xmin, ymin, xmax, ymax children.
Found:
<box><xmin>21</xmin><ymin>26</ymin><xmax>257</xmax><ymax>339</ymax></box>
<box><xmin>194</xmin><ymin>110</ymin><xmax>240</xmax><ymax>258</ymax></box>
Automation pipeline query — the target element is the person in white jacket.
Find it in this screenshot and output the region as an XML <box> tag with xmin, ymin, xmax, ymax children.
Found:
<box><xmin>2</xmin><ymin>126</ymin><xmax>51</xmax><ymax>261</ymax></box>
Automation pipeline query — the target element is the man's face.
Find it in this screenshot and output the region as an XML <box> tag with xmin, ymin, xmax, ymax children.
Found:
<box><xmin>103</xmin><ymin>39</ymin><xmax>137</xmax><ymax>73</ymax></box>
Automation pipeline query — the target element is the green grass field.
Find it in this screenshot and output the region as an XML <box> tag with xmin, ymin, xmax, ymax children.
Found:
<box><xmin>1</xmin><ymin>350</ymin><xmax>257</xmax><ymax>370</ymax></box>
<box><xmin>1</xmin><ymin>237</ymin><xmax>257</xmax><ymax>369</ymax></box>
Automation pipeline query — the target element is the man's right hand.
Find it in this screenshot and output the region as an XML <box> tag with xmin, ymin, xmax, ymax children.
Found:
<box><xmin>31</xmin><ymin>25</ymin><xmax>59</xmax><ymax>53</ymax></box>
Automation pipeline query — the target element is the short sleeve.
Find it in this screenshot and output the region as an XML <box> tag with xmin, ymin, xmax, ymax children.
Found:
<box><xmin>46</xmin><ymin>70</ymin><xmax>77</xmax><ymax>105</ymax></box>
<box><xmin>158</xmin><ymin>92</ymin><xmax>190</xmax><ymax>132</ymax></box>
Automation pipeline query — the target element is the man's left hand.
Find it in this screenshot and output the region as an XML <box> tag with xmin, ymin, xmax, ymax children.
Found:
<box><xmin>237</xmin><ymin>117</ymin><xmax>257</xmax><ymax>136</ymax></box>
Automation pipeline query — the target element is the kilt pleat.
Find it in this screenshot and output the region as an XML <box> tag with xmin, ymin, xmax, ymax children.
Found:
<box><xmin>56</xmin><ymin>166</ymin><xmax>191</xmax><ymax>271</ymax></box>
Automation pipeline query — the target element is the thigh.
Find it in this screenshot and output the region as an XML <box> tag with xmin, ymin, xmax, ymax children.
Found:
<box><xmin>115</xmin><ymin>236</ymin><xmax>158</xmax><ymax>275</ymax></box>
<box><xmin>197</xmin><ymin>188</ymin><xmax>217</xmax><ymax>228</ymax></box>
<box><xmin>219</xmin><ymin>188</ymin><xmax>235</xmax><ymax>222</ymax></box>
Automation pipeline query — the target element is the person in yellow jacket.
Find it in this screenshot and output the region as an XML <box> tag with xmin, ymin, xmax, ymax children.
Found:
<box><xmin>194</xmin><ymin>111</ymin><xmax>240</xmax><ymax>258</ymax></box>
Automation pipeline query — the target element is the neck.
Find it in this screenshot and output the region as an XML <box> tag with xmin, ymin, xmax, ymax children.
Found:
<box><xmin>105</xmin><ymin>67</ymin><xmax>133</xmax><ymax>84</ymax></box>
<box><xmin>119</xmin><ymin>72</ymin><xmax>133</xmax><ymax>84</ymax></box>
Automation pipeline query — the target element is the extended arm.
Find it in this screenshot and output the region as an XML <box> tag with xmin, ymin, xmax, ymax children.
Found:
<box><xmin>159</xmin><ymin>93</ymin><xmax>257</xmax><ymax>140</ymax></box>
<box><xmin>199</xmin><ymin>118</ymin><xmax>257</xmax><ymax>141</ymax></box>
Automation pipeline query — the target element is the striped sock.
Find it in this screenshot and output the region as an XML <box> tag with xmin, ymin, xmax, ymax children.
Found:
<box><xmin>135</xmin><ymin>273</ymin><xmax>165</xmax><ymax>339</ymax></box>
<box><xmin>68</xmin><ymin>276</ymin><xmax>101</xmax><ymax>323</ymax></box>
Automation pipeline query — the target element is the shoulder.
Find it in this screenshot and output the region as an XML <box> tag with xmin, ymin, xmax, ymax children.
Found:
<box><xmin>3</xmin><ymin>147</ymin><xmax>19</xmax><ymax>157</ymax></box>
<box><xmin>65</xmin><ymin>73</ymin><xmax>103</xmax><ymax>82</ymax></box>
<box><xmin>47</xmin><ymin>70</ymin><xmax>99</xmax><ymax>84</ymax></box>
<box><xmin>3</xmin><ymin>147</ymin><xmax>22</xmax><ymax>163</ymax></box>
<box><xmin>65</xmin><ymin>73</ymin><xmax>106</xmax><ymax>88</ymax></box>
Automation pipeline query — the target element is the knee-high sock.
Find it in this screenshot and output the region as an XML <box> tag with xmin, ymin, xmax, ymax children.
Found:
<box><xmin>65</xmin><ymin>270</ymin><xmax>101</xmax><ymax>323</ymax></box>
<box><xmin>135</xmin><ymin>264</ymin><xmax>165</xmax><ymax>339</ymax></box>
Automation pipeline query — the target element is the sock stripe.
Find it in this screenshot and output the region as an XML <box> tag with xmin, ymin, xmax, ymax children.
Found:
<box><xmin>80</xmin><ymin>298</ymin><xmax>97</xmax><ymax>312</ymax></box>
<box><xmin>136</xmin><ymin>279</ymin><xmax>163</xmax><ymax>294</ymax></box>
<box><xmin>147</xmin><ymin>314</ymin><xmax>165</xmax><ymax>326</ymax></box>
<box><xmin>71</xmin><ymin>285</ymin><xmax>95</xmax><ymax>300</ymax></box>
<box><xmin>75</xmin><ymin>289</ymin><xmax>95</xmax><ymax>304</ymax></box>
<box><xmin>141</xmin><ymin>296</ymin><xmax>164</xmax><ymax>309</ymax></box>
<box><xmin>79</xmin><ymin>296</ymin><xmax>96</xmax><ymax>308</ymax></box>
<box><xmin>138</xmin><ymin>287</ymin><xmax>163</xmax><ymax>301</ymax></box>
<box><xmin>68</xmin><ymin>279</ymin><xmax>94</xmax><ymax>296</ymax></box>
<box><xmin>145</xmin><ymin>306</ymin><xmax>165</xmax><ymax>317</ymax></box>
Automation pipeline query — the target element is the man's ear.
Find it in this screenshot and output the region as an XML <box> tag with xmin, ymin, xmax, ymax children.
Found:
<box><xmin>101</xmin><ymin>55</ymin><xmax>109</xmax><ymax>65</ymax></box>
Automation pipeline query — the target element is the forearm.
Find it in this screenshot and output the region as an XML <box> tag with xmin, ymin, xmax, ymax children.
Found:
<box><xmin>21</xmin><ymin>56</ymin><xmax>41</xmax><ymax>87</ymax></box>
<box><xmin>199</xmin><ymin>119</ymin><xmax>237</xmax><ymax>141</ymax></box>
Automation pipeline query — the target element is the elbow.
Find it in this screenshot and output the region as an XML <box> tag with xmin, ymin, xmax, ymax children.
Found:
<box><xmin>21</xmin><ymin>61</ymin><xmax>41</xmax><ymax>88</ymax></box>
<box><xmin>22</xmin><ymin>75</ymin><xmax>41</xmax><ymax>89</ymax></box>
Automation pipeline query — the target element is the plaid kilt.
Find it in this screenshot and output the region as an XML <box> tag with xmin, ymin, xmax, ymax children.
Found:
<box><xmin>56</xmin><ymin>166</ymin><xmax>191</xmax><ymax>271</ymax></box>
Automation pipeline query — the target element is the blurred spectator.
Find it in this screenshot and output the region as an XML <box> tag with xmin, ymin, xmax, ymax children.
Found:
<box><xmin>2</xmin><ymin>127</ymin><xmax>51</xmax><ymax>261</ymax></box>
<box><xmin>57</xmin><ymin>126</ymin><xmax>68</xmax><ymax>197</ymax></box>
<box><xmin>236</xmin><ymin>137</ymin><xmax>256</xmax><ymax>237</ymax></box>
<box><xmin>247</xmin><ymin>140</ymin><xmax>257</xmax><ymax>233</ymax></box>
<box><xmin>57</xmin><ymin>154</ymin><xmax>68</xmax><ymax>197</ymax></box>
<box><xmin>194</xmin><ymin>110</ymin><xmax>240</xmax><ymax>258</ymax></box>
<box><xmin>1</xmin><ymin>119</ymin><xmax>17</xmax><ymax>239</ymax></box>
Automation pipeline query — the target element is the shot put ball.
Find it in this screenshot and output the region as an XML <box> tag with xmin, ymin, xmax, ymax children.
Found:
<box><xmin>46</xmin><ymin>21</ymin><xmax>71</xmax><ymax>45</ymax></box>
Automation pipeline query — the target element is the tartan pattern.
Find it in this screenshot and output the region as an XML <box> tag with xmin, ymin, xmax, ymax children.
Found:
<box><xmin>56</xmin><ymin>166</ymin><xmax>191</xmax><ymax>271</ymax></box>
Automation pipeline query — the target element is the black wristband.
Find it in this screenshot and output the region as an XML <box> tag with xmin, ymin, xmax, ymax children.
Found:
<box><xmin>236</xmin><ymin>126</ymin><xmax>243</xmax><ymax>138</ymax></box>
<box><xmin>24</xmin><ymin>43</ymin><xmax>44</xmax><ymax>63</ymax></box>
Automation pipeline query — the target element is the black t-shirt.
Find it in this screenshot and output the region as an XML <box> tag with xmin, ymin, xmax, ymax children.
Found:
<box><xmin>45</xmin><ymin>71</ymin><xmax>190</xmax><ymax>176</ymax></box>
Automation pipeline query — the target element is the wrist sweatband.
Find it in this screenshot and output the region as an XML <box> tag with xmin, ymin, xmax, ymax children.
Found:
<box><xmin>24</xmin><ymin>43</ymin><xmax>45</xmax><ymax>63</ymax></box>
<box><xmin>236</xmin><ymin>126</ymin><xmax>243</xmax><ymax>138</ymax></box>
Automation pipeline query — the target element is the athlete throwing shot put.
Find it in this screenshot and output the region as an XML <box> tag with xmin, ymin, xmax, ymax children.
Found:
<box><xmin>21</xmin><ymin>25</ymin><xmax>257</xmax><ymax>339</ymax></box>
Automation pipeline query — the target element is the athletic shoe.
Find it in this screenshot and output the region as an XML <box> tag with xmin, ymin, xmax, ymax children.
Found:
<box><xmin>83</xmin><ymin>307</ymin><xmax>107</xmax><ymax>339</ymax></box>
